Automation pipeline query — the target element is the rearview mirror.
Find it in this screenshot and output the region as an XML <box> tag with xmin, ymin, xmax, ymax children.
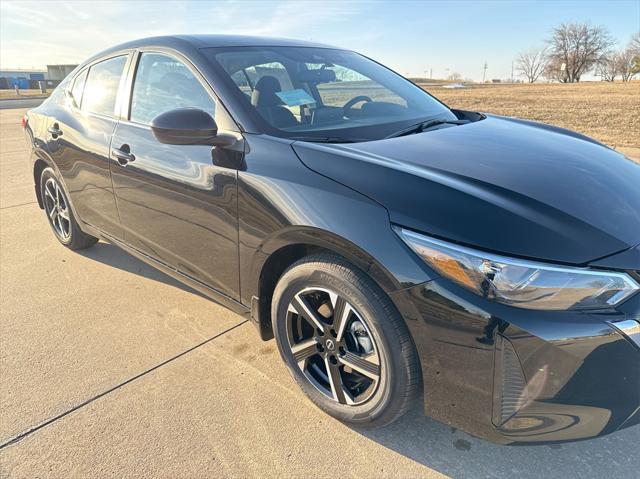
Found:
<box><xmin>151</xmin><ymin>108</ymin><xmax>219</xmax><ymax>146</ymax></box>
<box><xmin>297</xmin><ymin>68</ymin><xmax>337</xmax><ymax>84</ymax></box>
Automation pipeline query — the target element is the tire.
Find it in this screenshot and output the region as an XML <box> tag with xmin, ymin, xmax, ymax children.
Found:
<box><xmin>40</xmin><ymin>167</ymin><xmax>98</xmax><ymax>250</ymax></box>
<box><xmin>271</xmin><ymin>252</ymin><xmax>420</xmax><ymax>428</ymax></box>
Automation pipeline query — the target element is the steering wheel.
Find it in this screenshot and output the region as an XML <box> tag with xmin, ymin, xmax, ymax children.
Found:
<box><xmin>343</xmin><ymin>95</ymin><xmax>373</xmax><ymax>118</ymax></box>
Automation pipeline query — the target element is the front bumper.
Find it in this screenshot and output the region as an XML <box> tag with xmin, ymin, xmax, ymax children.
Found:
<box><xmin>390</xmin><ymin>276</ymin><xmax>640</xmax><ymax>444</ymax></box>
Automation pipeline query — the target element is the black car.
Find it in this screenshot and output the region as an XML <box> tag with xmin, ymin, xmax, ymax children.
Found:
<box><xmin>23</xmin><ymin>35</ymin><xmax>640</xmax><ymax>444</ymax></box>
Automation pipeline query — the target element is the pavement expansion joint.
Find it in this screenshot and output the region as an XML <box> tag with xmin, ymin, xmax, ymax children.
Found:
<box><xmin>0</xmin><ymin>319</ymin><xmax>250</xmax><ymax>450</ymax></box>
<box><xmin>0</xmin><ymin>201</ymin><xmax>38</xmax><ymax>210</ymax></box>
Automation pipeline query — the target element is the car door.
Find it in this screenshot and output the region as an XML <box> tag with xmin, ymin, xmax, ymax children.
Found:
<box><xmin>45</xmin><ymin>54</ymin><xmax>132</xmax><ymax>239</ymax></box>
<box><xmin>110</xmin><ymin>50</ymin><xmax>242</xmax><ymax>300</ymax></box>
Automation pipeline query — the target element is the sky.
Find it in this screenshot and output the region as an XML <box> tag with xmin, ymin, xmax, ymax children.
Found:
<box><xmin>1</xmin><ymin>0</ymin><xmax>639</xmax><ymax>81</ymax></box>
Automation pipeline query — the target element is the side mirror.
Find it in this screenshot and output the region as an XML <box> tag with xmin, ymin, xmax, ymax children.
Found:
<box><xmin>151</xmin><ymin>108</ymin><xmax>220</xmax><ymax>146</ymax></box>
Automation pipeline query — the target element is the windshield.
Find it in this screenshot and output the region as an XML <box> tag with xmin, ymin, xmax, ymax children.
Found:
<box><xmin>205</xmin><ymin>46</ymin><xmax>456</xmax><ymax>141</ymax></box>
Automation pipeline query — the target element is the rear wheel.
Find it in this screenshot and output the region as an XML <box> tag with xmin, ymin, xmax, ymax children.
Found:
<box><xmin>271</xmin><ymin>253</ymin><xmax>420</xmax><ymax>427</ymax></box>
<box><xmin>40</xmin><ymin>167</ymin><xmax>98</xmax><ymax>250</ymax></box>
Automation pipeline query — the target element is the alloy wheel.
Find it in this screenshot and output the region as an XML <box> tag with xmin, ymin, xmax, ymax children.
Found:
<box><xmin>43</xmin><ymin>178</ymin><xmax>71</xmax><ymax>240</ymax></box>
<box><xmin>286</xmin><ymin>287</ymin><xmax>381</xmax><ymax>405</ymax></box>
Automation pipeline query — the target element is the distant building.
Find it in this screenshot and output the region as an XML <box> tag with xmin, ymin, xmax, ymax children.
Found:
<box><xmin>46</xmin><ymin>64</ymin><xmax>78</xmax><ymax>81</ymax></box>
<box><xmin>0</xmin><ymin>69</ymin><xmax>47</xmax><ymax>89</ymax></box>
<box><xmin>0</xmin><ymin>65</ymin><xmax>78</xmax><ymax>89</ymax></box>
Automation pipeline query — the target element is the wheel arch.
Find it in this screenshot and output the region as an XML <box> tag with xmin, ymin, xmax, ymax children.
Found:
<box><xmin>32</xmin><ymin>145</ymin><xmax>59</xmax><ymax>209</ymax></box>
<box><xmin>33</xmin><ymin>156</ymin><xmax>50</xmax><ymax>209</ymax></box>
<box><xmin>250</xmin><ymin>226</ymin><xmax>410</xmax><ymax>341</ymax></box>
<box><xmin>31</xmin><ymin>150</ymin><xmax>84</xmax><ymax>232</ymax></box>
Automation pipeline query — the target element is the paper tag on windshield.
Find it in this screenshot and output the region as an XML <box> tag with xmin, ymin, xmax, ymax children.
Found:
<box><xmin>276</xmin><ymin>89</ymin><xmax>316</xmax><ymax>106</ymax></box>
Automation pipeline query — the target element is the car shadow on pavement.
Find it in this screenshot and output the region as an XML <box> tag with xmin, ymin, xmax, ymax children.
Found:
<box><xmin>77</xmin><ymin>241</ymin><xmax>208</xmax><ymax>300</ymax></box>
<box><xmin>355</xmin><ymin>401</ymin><xmax>640</xmax><ymax>478</ymax></box>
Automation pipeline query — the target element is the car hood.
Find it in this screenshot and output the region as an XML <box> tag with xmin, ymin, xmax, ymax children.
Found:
<box><xmin>293</xmin><ymin>115</ymin><xmax>640</xmax><ymax>266</ymax></box>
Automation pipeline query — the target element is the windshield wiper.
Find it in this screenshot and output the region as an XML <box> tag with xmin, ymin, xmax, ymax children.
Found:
<box><xmin>289</xmin><ymin>136</ymin><xmax>367</xmax><ymax>144</ymax></box>
<box><xmin>386</xmin><ymin>118</ymin><xmax>469</xmax><ymax>139</ymax></box>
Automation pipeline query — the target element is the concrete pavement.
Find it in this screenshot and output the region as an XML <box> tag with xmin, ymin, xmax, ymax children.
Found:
<box><xmin>1</xmin><ymin>107</ymin><xmax>639</xmax><ymax>478</ymax></box>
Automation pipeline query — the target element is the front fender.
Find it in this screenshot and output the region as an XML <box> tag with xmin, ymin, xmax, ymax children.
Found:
<box><xmin>251</xmin><ymin>225</ymin><xmax>411</xmax><ymax>297</ymax></box>
<box><xmin>238</xmin><ymin>135</ymin><xmax>435</xmax><ymax>307</ymax></box>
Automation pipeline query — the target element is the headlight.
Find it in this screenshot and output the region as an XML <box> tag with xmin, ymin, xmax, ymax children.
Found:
<box><xmin>396</xmin><ymin>227</ymin><xmax>640</xmax><ymax>311</ymax></box>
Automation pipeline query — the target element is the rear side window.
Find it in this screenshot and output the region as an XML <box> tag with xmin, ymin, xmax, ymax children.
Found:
<box><xmin>224</xmin><ymin>58</ymin><xmax>294</xmax><ymax>98</ymax></box>
<box><xmin>130</xmin><ymin>52</ymin><xmax>215</xmax><ymax>125</ymax></box>
<box><xmin>70</xmin><ymin>69</ymin><xmax>88</xmax><ymax>109</ymax></box>
<box><xmin>82</xmin><ymin>55</ymin><xmax>128</xmax><ymax>117</ymax></box>
<box><xmin>46</xmin><ymin>81</ymin><xmax>69</xmax><ymax>106</ymax></box>
<box><xmin>239</xmin><ymin>62</ymin><xmax>293</xmax><ymax>91</ymax></box>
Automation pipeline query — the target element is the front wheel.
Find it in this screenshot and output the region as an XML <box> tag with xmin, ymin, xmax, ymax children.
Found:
<box><xmin>271</xmin><ymin>253</ymin><xmax>420</xmax><ymax>427</ymax></box>
<box><xmin>40</xmin><ymin>167</ymin><xmax>98</xmax><ymax>250</ymax></box>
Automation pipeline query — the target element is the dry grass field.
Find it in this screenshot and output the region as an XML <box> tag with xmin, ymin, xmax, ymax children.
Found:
<box><xmin>420</xmin><ymin>81</ymin><xmax>640</xmax><ymax>149</ymax></box>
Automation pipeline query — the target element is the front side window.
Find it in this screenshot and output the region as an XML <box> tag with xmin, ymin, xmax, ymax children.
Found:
<box><xmin>82</xmin><ymin>55</ymin><xmax>128</xmax><ymax>117</ymax></box>
<box><xmin>207</xmin><ymin>46</ymin><xmax>455</xmax><ymax>141</ymax></box>
<box><xmin>130</xmin><ymin>52</ymin><xmax>215</xmax><ymax>125</ymax></box>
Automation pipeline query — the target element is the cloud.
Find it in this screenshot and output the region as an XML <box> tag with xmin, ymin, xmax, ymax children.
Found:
<box><xmin>225</xmin><ymin>0</ymin><xmax>368</xmax><ymax>36</ymax></box>
<box><xmin>1</xmin><ymin>1</ymin><xmax>55</xmax><ymax>28</ymax></box>
<box><xmin>1</xmin><ymin>0</ymin><xmax>373</xmax><ymax>68</ymax></box>
<box><xmin>62</xmin><ymin>2</ymin><xmax>91</xmax><ymax>20</ymax></box>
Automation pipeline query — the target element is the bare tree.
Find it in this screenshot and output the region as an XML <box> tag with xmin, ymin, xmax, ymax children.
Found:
<box><xmin>615</xmin><ymin>48</ymin><xmax>637</xmax><ymax>81</ymax></box>
<box><xmin>447</xmin><ymin>72</ymin><xmax>462</xmax><ymax>81</ymax></box>
<box><xmin>597</xmin><ymin>54</ymin><xmax>619</xmax><ymax>81</ymax></box>
<box><xmin>516</xmin><ymin>48</ymin><xmax>548</xmax><ymax>83</ymax></box>
<box><xmin>543</xmin><ymin>57</ymin><xmax>568</xmax><ymax>82</ymax></box>
<box><xmin>597</xmin><ymin>33</ymin><xmax>639</xmax><ymax>82</ymax></box>
<box><xmin>629</xmin><ymin>32</ymin><xmax>640</xmax><ymax>76</ymax></box>
<box><xmin>631</xmin><ymin>31</ymin><xmax>640</xmax><ymax>55</ymax></box>
<box><xmin>546</xmin><ymin>23</ymin><xmax>614</xmax><ymax>82</ymax></box>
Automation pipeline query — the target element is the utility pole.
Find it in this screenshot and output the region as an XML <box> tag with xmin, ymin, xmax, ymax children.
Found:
<box><xmin>511</xmin><ymin>61</ymin><xmax>514</xmax><ymax>83</ymax></box>
<box><xmin>482</xmin><ymin>62</ymin><xmax>488</xmax><ymax>83</ymax></box>
<box><xmin>430</xmin><ymin>68</ymin><xmax>433</xmax><ymax>79</ymax></box>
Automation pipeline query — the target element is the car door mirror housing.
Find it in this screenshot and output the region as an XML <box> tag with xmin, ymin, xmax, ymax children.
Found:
<box><xmin>150</xmin><ymin>108</ymin><xmax>220</xmax><ymax>146</ymax></box>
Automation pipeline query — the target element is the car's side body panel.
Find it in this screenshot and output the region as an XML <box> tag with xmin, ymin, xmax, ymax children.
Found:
<box><xmin>104</xmin><ymin>46</ymin><xmax>246</xmax><ymax>299</ymax></box>
<box><xmin>37</xmin><ymin>91</ymin><xmax>124</xmax><ymax>238</ymax></box>
<box><xmin>110</xmin><ymin>120</ymin><xmax>242</xmax><ymax>299</ymax></box>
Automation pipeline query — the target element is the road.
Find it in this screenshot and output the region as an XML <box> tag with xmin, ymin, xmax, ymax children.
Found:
<box><xmin>0</xmin><ymin>98</ymin><xmax>46</xmax><ymax>110</ymax></box>
<box><xmin>1</xmin><ymin>107</ymin><xmax>639</xmax><ymax>478</ymax></box>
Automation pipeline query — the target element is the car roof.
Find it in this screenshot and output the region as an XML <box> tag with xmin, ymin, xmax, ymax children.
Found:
<box><xmin>177</xmin><ymin>34</ymin><xmax>337</xmax><ymax>49</ymax></box>
<box><xmin>89</xmin><ymin>34</ymin><xmax>339</xmax><ymax>60</ymax></box>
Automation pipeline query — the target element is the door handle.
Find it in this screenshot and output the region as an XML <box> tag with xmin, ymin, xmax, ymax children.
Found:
<box><xmin>112</xmin><ymin>145</ymin><xmax>135</xmax><ymax>166</ymax></box>
<box><xmin>47</xmin><ymin>123</ymin><xmax>63</xmax><ymax>138</ymax></box>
